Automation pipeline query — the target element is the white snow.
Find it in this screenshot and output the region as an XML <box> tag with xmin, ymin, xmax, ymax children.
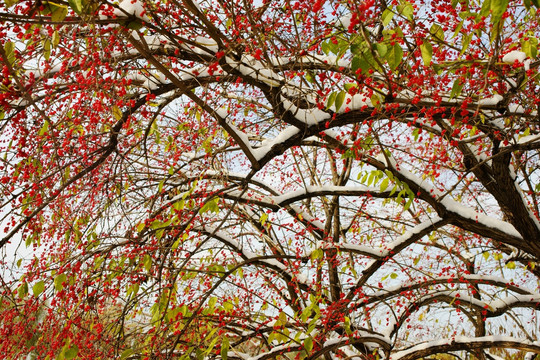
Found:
<box><xmin>191</xmin><ymin>0</ymin><xmax>202</xmax><ymax>12</ymax></box>
<box><xmin>281</xmin><ymin>97</ymin><xmax>330</xmax><ymax>125</ymax></box>
<box><xmin>113</xmin><ymin>0</ymin><xmax>150</xmax><ymax>21</ymax></box>
<box><xmin>386</xmin><ymin>159</ymin><xmax>523</xmax><ymax>239</ymax></box>
<box><xmin>517</xmin><ymin>134</ymin><xmax>540</xmax><ymax>145</ymax></box>
<box><xmin>224</xmin><ymin>119</ymin><xmax>256</xmax><ymax>156</ymax></box>
<box><xmin>478</xmin><ymin>94</ymin><xmax>503</xmax><ymax>106</ymax></box>
<box><xmin>384</xmin><ymin>217</ymin><xmax>444</xmax><ymax>254</ymax></box>
<box><xmin>253</xmin><ymin>126</ymin><xmax>301</xmax><ymax>161</ymax></box>
<box><xmin>488</xmin><ymin>294</ymin><xmax>540</xmax><ymax>312</ymax></box>
<box><xmin>274</xmin><ymin>185</ymin><xmax>380</xmax><ymax>205</ymax></box>
<box><xmin>177</xmin><ymin>65</ymin><xmax>223</xmax><ymax>80</ymax></box>
<box><xmin>270</xmin><ymin>54</ymin><xmax>350</xmax><ymax>68</ymax></box>
<box><xmin>289</xmin><ymin>204</ymin><xmax>325</xmax><ymax>231</ymax></box>
<box><xmin>508</xmin><ymin>103</ymin><xmax>526</xmax><ymax>114</ymax></box>
<box><xmin>225</xmin><ymin>55</ymin><xmax>283</xmax><ymax>87</ymax></box>
<box><xmin>502</xmin><ymin>50</ymin><xmax>527</xmax><ymax>64</ymax></box>
<box><xmin>390</xmin><ymin>335</ymin><xmax>540</xmax><ymax>359</ymax></box>
<box><xmin>125</xmin><ymin>71</ymin><xmax>168</xmax><ymax>90</ymax></box>
<box><xmin>307</xmin><ymin>54</ymin><xmax>350</xmax><ymax>68</ymax></box>
<box><xmin>25</xmin><ymin>63</ymin><xmax>63</xmax><ymax>79</ymax></box>
<box><xmin>180</xmin><ymin>36</ymin><xmax>219</xmax><ymax>55</ymax></box>
<box><xmin>524</xmin><ymin>59</ymin><xmax>531</xmax><ymax>70</ymax></box>
<box><xmin>326</xmin><ymin>93</ymin><xmax>371</xmax><ymax>113</ymax></box>
<box><xmin>7</xmin><ymin>98</ymin><xmax>29</xmax><ymax>107</ymax></box>
<box><xmin>467</xmin><ymin>143</ymin><xmax>490</xmax><ymax>164</ymax></box>
<box><xmin>489</xmin><ymin>118</ymin><xmax>505</xmax><ymax>129</ymax></box>
<box><xmin>315</xmin><ymin>242</ymin><xmax>385</xmax><ymax>258</ymax></box>
<box><xmin>337</xmin><ymin>13</ymin><xmax>352</xmax><ymax>28</ymax></box>
<box><xmin>199</xmin><ymin>225</ymin><xmax>313</xmax><ymax>288</ymax></box>
<box><xmin>130</xmin><ymin>31</ymin><xmax>172</xmax><ymax>50</ymax></box>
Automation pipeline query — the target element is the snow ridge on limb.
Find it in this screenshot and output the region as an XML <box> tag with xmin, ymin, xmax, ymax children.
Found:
<box><xmin>345</xmin><ymin>216</ymin><xmax>447</xmax><ymax>302</ymax></box>
<box><xmin>386</xmin><ymin>291</ymin><xmax>540</xmax><ymax>337</ymax></box>
<box><xmin>390</xmin><ymin>336</ymin><xmax>540</xmax><ymax>360</ymax></box>
<box><xmin>199</xmin><ymin>225</ymin><xmax>314</xmax><ymax>288</ymax></box>
<box><xmin>377</xmin><ymin>153</ymin><xmax>524</xmax><ymax>246</ymax></box>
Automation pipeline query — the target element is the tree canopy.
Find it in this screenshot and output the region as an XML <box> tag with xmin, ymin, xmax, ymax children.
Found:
<box><xmin>1</xmin><ymin>0</ymin><xmax>540</xmax><ymax>358</ymax></box>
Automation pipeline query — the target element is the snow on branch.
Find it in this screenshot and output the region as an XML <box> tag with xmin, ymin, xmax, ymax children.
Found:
<box><xmin>273</xmin><ymin>184</ymin><xmax>394</xmax><ymax>206</ymax></box>
<box><xmin>390</xmin><ymin>336</ymin><xmax>540</xmax><ymax>360</ymax></box>
<box><xmin>200</xmin><ymin>225</ymin><xmax>314</xmax><ymax>288</ymax></box>
<box><xmin>380</xmin><ymin>155</ymin><xmax>523</xmax><ymax>241</ymax></box>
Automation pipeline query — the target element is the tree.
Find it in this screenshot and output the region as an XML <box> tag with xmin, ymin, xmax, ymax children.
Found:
<box><xmin>1</xmin><ymin>0</ymin><xmax>540</xmax><ymax>358</ymax></box>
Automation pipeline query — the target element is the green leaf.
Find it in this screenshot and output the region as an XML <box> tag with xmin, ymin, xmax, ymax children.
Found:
<box><xmin>380</xmin><ymin>177</ymin><xmax>390</xmax><ymax>192</ymax></box>
<box><xmin>491</xmin><ymin>0</ymin><xmax>508</xmax><ymax>24</ymax></box>
<box><xmin>390</xmin><ymin>272</ymin><xmax>398</xmax><ymax>279</ymax></box>
<box><xmin>4</xmin><ymin>40</ymin><xmax>15</xmax><ymax>65</ymax></box>
<box><xmin>38</xmin><ymin>120</ymin><xmax>50</xmax><ymax>136</ymax></box>
<box><xmin>321</xmin><ymin>41</ymin><xmax>330</xmax><ymax>55</ymax></box>
<box><xmin>449</xmin><ymin>79</ymin><xmax>463</xmax><ymax>100</ymax></box>
<box><xmin>311</xmin><ymin>248</ymin><xmax>323</xmax><ymax>260</ymax></box>
<box><xmin>381</xmin><ymin>8</ymin><xmax>394</xmax><ymax>26</ymax></box>
<box><xmin>429</xmin><ymin>24</ymin><xmax>444</xmax><ymax>41</ymax></box>
<box><xmin>43</xmin><ymin>39</ymin><xmax>51</xmax><ymax>61</ymax></box>
<box><xmin>18</xmin><ymin>282</ymin><xmax>28</xmax><ymax>298</ymax></box>
<box><xmin>386</xmin><ymin>44</ymin><xmax>403</xmax><ymax>71</ymax></box>
<box><xmin>335</xmin><ymin>91</ymin><xmax>346</xmax><ymax>112</ymax></box>
<box><xmin>54</xmin><ymin>273</ymin><xmax>67</xmax><ymax>291</ymax></box>
<box><xmin>4</xmin><ymin>0</ymin><xmax>17</xmax><ymax>8</ymax></box>
<box><xmin>221</xmin><ymin>336</ymin><xmax>229</xmax><ymax>360</ymax></box>
<box><xmin>64</xmin><ymin>345</ymin><xmax>78</xmax><ymax>360</ymax></box>
<box><xmin>68</xmin><ymin>0</ymin><xmax>82</xmax><ymax>14</ymax></box>
<box><xmin>144</xmin><ymin>254</ymin><xmax>152</xmax><ymax>271</ymax></box>
<box><xmin>260</xmin><ymin>213</ymin><xmax>268</xmax><ymax>226</ymax></box>
<box><xmin>460</xmin><ymin>33</ymin><xmax>472</xmax><ymax>55</ymax></box>
<box><xmin>397</xmin><ymin>2</ymin><xmax>414</xmax><ymax>21</ymax></box>
<box><xmin>208</xmin><ymin>296</ymin><xmax>217</xmax><ymax>309</ymax></box>
<box><xmin>420</xmin><ymin>41</ymin><xmax>433</xmax><ymax>66</ymax></box>
<box><xmin>51</xmin><ymin>30</ymin><xmax>60</xmax><ymax>48</ymax></box>
<box><xmin>326</xmin><ymin>91</ymin><xmax>337</xmax><ymax>109</ymax></box>
<box><xmin>304</xmin><ymin>337</ymin><xmax>313</xmax><ymax>352</ymax></box>
<box><xmin>120</xmin><ymin>349</ymin><xmax>135</xmax><ymax>359</ymax></box>
<box><xmin>127</xmin><ymin>20</ymin><xmax>144</xmax><ymax>30</ymax></box>
<box><xmin>51</xmin><ymin>4</ymin><xmax>68</xmax><ymax>22</ymax></box>
<box><xmin>137</xmin><ymin>222</ymin><xmax>145</xmax><ymax>232</ymax></box>
<box><xmin>33</xmin><ymin>281</ymin><xmax>45</xmax><ymax>297</ymax></box>
<box><xmin>112</xmin><ymin>105</ymin><xmax>123</xmax><ymax>120</ymax></box>
<box><xmin>305</xmin><ymin>71</ymin><xmax>315</xmax><ymax>83</ymax></box>
<box><xmin>375</xmin><ymin>43</ymin><xmax>388</xmax><ymax>57</ymax></box>
<box><xmin>343</xmin><ymin>83</ymin><xmax>357</xmax><ymax>92</ymax></box>
<box><xmin>412</xmin><ymin>128</ymin><xmax>420</xmax><ymax>141</ymax></box>
<box><xmin>480</xmin><ymin>0</ymin><xmax>492</xmax><ymax>17</ymax></box>
<box><xmin>532</xmin><ymin>0</ymin><xmax>540</xmax><ymax>7</ymax></box>
<box><xmin>506</xmin><ymin>261</ymin><xmax>516</xmax><ymax>269</ymax></box>
<box><xmin>199</xmin><ymin>197</ymin><xmax>219</xmax><ymax>214</ymax></box>
<box><xmin>403</xmin><ymin>197</ymin><xmax>413</xmax><ymax>211</ymax></box>
<box><xmin>351</xmin><ymin>56</ymin><xmax>365</xmax><ymax>73</ymax></box>
<box><xmin>522</xmin><ymin>38</ymin><xmax>538</xmax><ymax>59</ymax></box>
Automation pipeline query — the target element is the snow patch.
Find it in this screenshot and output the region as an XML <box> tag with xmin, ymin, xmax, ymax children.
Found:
<box><xmin>502</xmin><ymin>50</ymin><xmax>527</xmax><ymax>64</ymax></box>
<box><xmin>113</xmin><ymin>0</ymin><xmax>150</xmax><ymax>21</ymax></box>
<box><xmin>281</xmin><ymin>97</ymin><xmax>330</xmax><ymax>125</ymax></box>
<box><xmin>253</xmin><ymin>126</ymin><xmax>301</xmax><ymax>161</ymax></box>
<box><xmin>478</xmin><ymin>94</ymin><xmax>503</xmax><ymax>106</ymax></box>
<box><xmin>126</xmin><ymin>71</ymin><xmax>168</xmax><ymax>90</ymax></box>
